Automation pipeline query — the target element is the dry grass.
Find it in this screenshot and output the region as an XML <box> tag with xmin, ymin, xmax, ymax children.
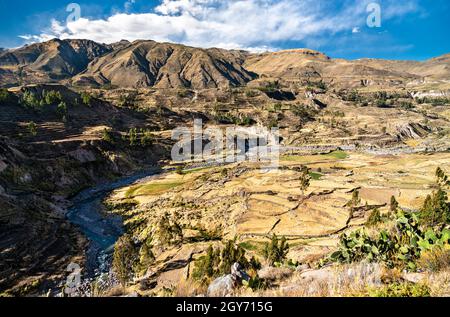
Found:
<box><xmin>417</xmin><ymin>245</ymin><xmax>450</xmax><ymax>273</ymax></box>
<box><xmin>425</xmin><ymin>270</ymin><xmax>450</xmax><ymax>297</ymax></box>
<box><xmin>242</xmin><ymin>262</ymin><xmax>384</xmax><ymax>297</ymax></box>
<box><xmin>173</xmin><ymin>279</ymin><xmax>207</xmax><ymax>297</ymax></box>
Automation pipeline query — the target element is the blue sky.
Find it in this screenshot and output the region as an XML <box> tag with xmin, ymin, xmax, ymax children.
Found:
<box><xmin>0</xmin><ymin>0</ymin><xmax>449</xmax><ymax>60</ymax></box>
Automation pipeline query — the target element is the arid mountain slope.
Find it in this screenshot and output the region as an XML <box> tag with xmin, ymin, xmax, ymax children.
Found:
<box><xmin>245</xmin><ymin>49</ymin><xmax>450</xmax><ymax>87</ymax></box>
<box><xmin>0</xmin><ymin>39</ymin><xmax>111</xmax><ymax>85</ymax></box>
<box><xmin>72</xmin><ymin>40</ymin><xmax>255</xmax><ymax>89</ymax></box>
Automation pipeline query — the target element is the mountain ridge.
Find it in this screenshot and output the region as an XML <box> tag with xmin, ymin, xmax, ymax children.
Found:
<box><xmin>0</xmin><ymin>39</ymin><xmax>449</xmax><ymax>88</ymax></box>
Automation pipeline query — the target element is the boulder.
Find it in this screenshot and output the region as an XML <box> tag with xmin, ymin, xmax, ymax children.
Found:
<box><xmin>207</xmin><ymin>263</ymin><xmax>249</xmax><ymax>297</ymax></box>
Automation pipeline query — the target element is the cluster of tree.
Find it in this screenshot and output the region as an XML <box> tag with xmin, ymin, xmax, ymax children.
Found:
<box><xmin>263</xmin><ymin>234</ymin><xmax>290</xmax><ymax>266</ymax></box>
<box><xmin>192</xmin><ymin>238</ymin><xmax>261</xmax><ymax>286</ymax></box>
<box><xmin>112</xmin><ymin>234</ymin><xmax>156</xmax><ymax>286</ymax></box>
<box><xmin>305</xmin><ymin>80</ymin><xmax>327</xmax><ymax>91</ymax></box>
<box><xmin>123</xmin><ymin>128</ymin><xmax>155</xmax><ymax>147</ymax></box>
<box><xmin>417</xmin><ymin>97</ymin><xmax>450</xmax><ymax>106</ymax></box>
<box><xmin>420</xmin><ymin>167</ymin><xmax>450</xmax><ymax>227</ymax></box>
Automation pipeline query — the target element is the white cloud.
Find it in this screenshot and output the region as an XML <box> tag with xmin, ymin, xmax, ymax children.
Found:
<box><xmin>352</xmin><ymin>27</ymin><xmax>361</xmax><ymax>34</ymax></box>
<box><xmin>20</xmin><ymin>0</ymin><xmax>420</xmax><ymax>52</ymax></box>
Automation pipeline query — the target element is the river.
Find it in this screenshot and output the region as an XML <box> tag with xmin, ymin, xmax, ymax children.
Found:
<box><xmin>66</xmin><ymin>167</ymin><xmax>163</xmax><ymax>277</ymax></box>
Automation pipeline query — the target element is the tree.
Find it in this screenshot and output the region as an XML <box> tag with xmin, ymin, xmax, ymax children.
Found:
<box><xmin>138</xmin><ymin>238</ymin><xmax>155</xmax><ymax>274</ymax></box>
<box><xmin>102</xmin><ymin>128</ymin><xmax>114</xmax><ymax>144</ymax></box>
<box><xmin>81</xmin><ymin>92</ymin><xmax>92</xmax><ymax>106</ymax></box>
<box><xmin>27</xmin><ymin>121</ymin><xmax>37</xmax><ymax>136</ymax></box>
<box><xmin>346</xmin><ymin>189</ymin><xmax>361</xmax><ymax>210</ymax></box>
<box><xmin>263</xmin><ymin>234</ymin><xmax>289</xmax><ymax>266</ymax></box>
<box><xmin>367</xmin><ymin>208</ymin><xmax>382</xmax><ymax>226</ymax></box>
<box><xmin>140</xmin><ymin>129</ymin><xmax>153</xmax><ymax>146</ymax></box>
<box><xmin>299</xmin><ymin>166</ymin><xmax>311</xmax><ymax>195</ymax></box>
<box><xmin>436</xmin><ymin>167</ymin><xmax>450</xmax><ymax>187</ymax></box>
<box><xmin>57</xmin><ymin>101</ymin><xmax>68</xmax><ymax>121</ymax></box>
<box><xmin>420</xmin><ymin>188</ymin><xmax>449</xmax><ymax>227</ymax></box>
<box><xmin>43</xmin><ymin>90</ymin><xmax>62</xmax><ymax>105</ymax></box>
<box><xmin>112</xmin><ymin>234</ymin><xmax>139</xmax><ymax>286</ymax></box>
<box><xmin>219</xmin><ymin>238</ymin><xmax>249</xmax><ymax>275</ymax></box>
<box><xmin>390</xmin><ymin>196</ymin><xmax>399</xmax><ymax>214</ymax></box>
<box><xmin>128</xmin><ymin>128</ymin><xmax>138</xmax><ymax>146</ymax></box>
<box><xmin>420</xmin><ymin>168</ymin><xmax>450</xmax><ymax>226</ymax></box>
<box><xmin>192</xmin><ymin>245</ymin><xmax>221</xmax><ymax>284</ymax></box>
<box><xmin>21</xmin><ymin>91</ymin><xmax>40</xmax><ymax>109</ymax></box>
<box><xmin>155</xmin><ymin>213</ymin><xmax>183</xmax><ymax>247</ymax></box>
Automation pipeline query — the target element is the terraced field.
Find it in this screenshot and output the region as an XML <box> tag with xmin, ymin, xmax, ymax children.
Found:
<box><xmin>104</xmin><ymin>150</ymin><xmax>450</xmax><ymax>294</ymax></box>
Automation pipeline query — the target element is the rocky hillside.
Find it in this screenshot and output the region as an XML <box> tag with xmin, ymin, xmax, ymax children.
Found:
<box><xmin>72</xmin><ymin>40</ymin><xmax>255</xmax><ymax>89</ymax></box>
<box><xmin>0</xmin><ymin>39</ymin><xmax>111</xmax><ymax>85</ymax></box>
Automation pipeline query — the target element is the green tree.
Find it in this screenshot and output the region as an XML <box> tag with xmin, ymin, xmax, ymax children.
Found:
<box><xmin>112</xmin><ymin>234</ymin><xmax>139</xmax><ymax>286</ymax></box>
<box><xmin>219</xmin><ymin>238</ymin><xmax>249</xmax><ymax>275</ymax></box>
<box><xmin>436</xmin><ymin>167</ymin><xmax>450</xmax><ymax>187</ymax></box>
<box><xmin>263</xmin><ymin>234</ymin><xmax>289</xmax><ymax>266</ymax></box>
<box><xmin>138</xmin><ymin>238</ymin><xmax>155</xmax><ymax>274</ymax></box>
<box><xmin>21</xmin><ymin>91</ymin><xmax>40</xmax><ymax>109</ymax></box>
<box><xmin>128</xmin><ymin>128</ymin><xmax>138</xmax><ymax>146</ymax></box>
<box><xmin>27</xmin><ymin>121</ymin><xmax>37</xmax><ymax>136</ymax></box>
<box><xmin>43</xmin><ymin>90</ymin><xmax>62</xmax><ymax>105</ymax></box>
<box><xmin>140</xmin><ymin>129</ymin><xmax>154</xmax><ymax>146</ymax></box>
<box><xmin>367</xmin><ymin>208</ymin><xmax>382</xmax><ymax>226</ymax></box>
<box><xmin>192</xmin><ymin>245</ymin><xmax>221</xmax><ymax>284</ymax></box>
<box><xmin>346</xmin><ymin>189</ymin><xmax>361</xmax><ymax>210</ymax></box>
<box><xmin>102</xmin><ymin>128</ymin><xmax>115</xmax><ymax>144</ymax></box>
<box><xmin>390</xmin><ymin>196</ymin><xmax>399</xmax><ymax>214</ymax></box>
<box><xmin>420</xmin><ymin>189</ymin><xmax>449</xmax><ymax>226</ymax></box>
<box><xmin>81</xmin><ymin>91</ymin><xmax>92</xmax><ymax>106</ymax></box>
<box><xmin>57</xmin><ymin>101</ymin><xmax>68</xmax><ymax>121</ymax></box>
<box><xmin>299</xmin><ymin>166</ymin><xmax>311</xmax><ymax>195</ymax></box>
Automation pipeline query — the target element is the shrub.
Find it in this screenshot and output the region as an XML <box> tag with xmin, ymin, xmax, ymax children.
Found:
<box><xmin>101</xmin><ymin>129</ymin><xmax>115</xmax><ymax>144</ymax></box>
<box><xmin>42</xmin><ymin>90</ymin><xmax>62</xmax><ymax>105</ymax></box>
<box><xmin>175</xmin><ymin>165</ymin><xmax>185</xmax><ymax>175</ymax></box>
<box><xmin>118</xmin><ymin>93</ymin><xmax>137</xmax><ymax>107</ymax></box>
<box><xmin>0</xmin><ymin>88</ymin><xmax>14</xmax><ymax>104</ymax></box>
<box><xmin>127</xmin><ymin>128</ymin><xmax>138</xmax><ymax>146</ymax></box>
<box><xmin>138</xmin><ymin>238</ymin><xmax>155</xmax><ymax>273</ymax></box>
<box><xmin>155</xmin><ymin>213</ymin><xmax>183</xmax><ymax>247</ymax></box>
<box><xmin>417</xmin><ymin>244</ymin><xmax>450</xmax><ymax>272</ymax></box>
<box><xmin>369</xmin><ymin>282</ymin><xmax>430</xmax><ymax>297</ymax></box>
<box><xmin>263</xmin><ymin>234</ymin><xmax>289</xmax><ymax>266</ymax></box>
<box><xmin>330</xmin><ymin>210</ymin><xmax>450</xmax><ymax>271</ymax></box>
<box><xmin>21</xmin><ymin>91</ymin><xmax>40</xmax><ymax>109</ymax></box>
